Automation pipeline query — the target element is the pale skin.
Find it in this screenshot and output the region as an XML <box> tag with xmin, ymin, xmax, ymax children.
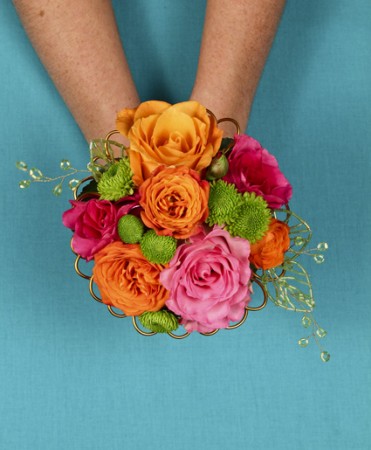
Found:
<box><xmin>13</xmin><ymin>0</ymin><xmax>286</xmax><ymax>141</ymax></box>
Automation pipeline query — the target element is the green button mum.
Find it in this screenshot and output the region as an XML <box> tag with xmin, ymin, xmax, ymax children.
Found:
<box><xmin>140</xmin><ymin>230</ymin><xmax>177</xmax><ymax>264</ymax></box>
<box><xmin>227</xmin><ymin>192</ymin><xmax>271</xmax><ymax>243</ymax></box>
<box><xmin>97</xmin><ymin>158</ymin><xmax>134</xmax><ymax>201</ymax></box>
<box><xmin>207</xmin><ymin>180</ymin><xmax>242</xmax><ymax>226</ymax></box>
<box><xmin>139</xmin><ymin>310</ymin><xmax>179</xmax><ymax>333</ymax></box>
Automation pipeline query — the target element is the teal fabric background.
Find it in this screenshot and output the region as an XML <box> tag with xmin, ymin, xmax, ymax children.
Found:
<box><xmin>1</xmin><ymin>1</ymin><xmax>370</xmax><ymax>449</ymax></box>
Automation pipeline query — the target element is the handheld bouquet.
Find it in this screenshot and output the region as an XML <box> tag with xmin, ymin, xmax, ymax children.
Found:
<box><xmin>17</xmin><ymin>101</ymin><xmax>329</xmax><ymax>360</ymax></box>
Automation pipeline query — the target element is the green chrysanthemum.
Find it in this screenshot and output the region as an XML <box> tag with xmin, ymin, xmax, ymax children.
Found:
<box><xmin>117</xmin><ymin>214</ymin><xmax>145</xmax><ymax>244</ymax></box>
<box><xmin>139</xmin><ymin>310</ymin><xmax>179</xmax><ymax>333</ymax></box>
<box><xmin>207</xmin><ymin>180</ymin><xmax>242</xmax><ymax>226</ymax></box>
<box><xmin>97</xmin><ymin>158</ymin><xmax>134</xmax><ymax>201</ymax></box>
<box><xmin>227</xmin><ymin>192</ymin><xmax>271</xmax><ymax>243</ymax></box>
<box><xmin>140</xmin><ymin>230</ymin><xmax>177</xmax><ymax>264</ymax></box>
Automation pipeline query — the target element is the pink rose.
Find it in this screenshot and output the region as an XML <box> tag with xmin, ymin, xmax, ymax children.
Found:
<box><xmin>62</xmin><ymin>199</ymin><xmax>119</xmax><ymax>261</ymax></box>
<box><xmin>224</xmin><ymin>134</ymin><xmax>292</xmax><ymax>209</ymax></box>
<box><xmin>160</xmin><ymin>227</ymin><xmax>252</xmax><ymax>333</ymax></box>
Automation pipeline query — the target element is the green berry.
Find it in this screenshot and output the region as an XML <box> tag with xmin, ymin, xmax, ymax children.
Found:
<box><xmin>206</xmin><ymin>154</ymin><xmax>229</xmax><ymax>181</ymax></box>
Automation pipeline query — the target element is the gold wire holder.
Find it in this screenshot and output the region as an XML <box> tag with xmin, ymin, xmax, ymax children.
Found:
<box><xmin>71</xmin><ymin>113</ymin><xmax>275</xmax><ymax>338</ymax></box>
<box><xmin>104</xmin><ymin>130</ymin><xmax>121</xmax><ymax>161</ymax></box>
<box><xmin>207</xmin><ymin>108</ymin><xmax>241</xmax><ymax>138</ymax></box>
<box><xmin>75</xmin><ymin>251</ymin><xmax>269</xmax><ymax>338</ymax></box>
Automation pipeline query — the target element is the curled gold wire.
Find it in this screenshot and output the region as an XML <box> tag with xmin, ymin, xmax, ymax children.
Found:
<box><xmin>201</xmin><ymin>329</ymin><xmax>220</xmax><ymax>337</ymax></box>
<box><xmin>217</xmin><ymin>117</ymin><xmax>241</xmax><ymax>135</ymax></box>
<box><xmin>167</xmin><ymin>330</ymin><xmax>191</xmax><ymax>340</ymax></box>
<box><xmin>253</xmin><ymin>269</ymin><xmax>286</xmax><ymax>283</ymax></box>
<box><xmin>206</xmin><ymin>108</ymin><xmax>218</xmax><ymax>124</ymax></box>
<box><xmin>107</xmin><ymin>305</ymin><xmax>127</xmax><ymax>318</ymax></box>
<box><xmin>73</xmin><ymin>176</ymin><xmax>95</xmax><ymax>200</ymax></box>
<box><xmin>74</xmin><ymin>255</ymin><xmax>91</xmax><ymax>280</ymax></box>
<box><xmin>273</xmin><ymin>203</ymin><xmax>291</xmax><ymax>223</ymax></box>
<box><xmin>89</xmin><ymin>276</ymin><xmax>103</xmax><ymax>303</ymax></box>
<box><xmin>226</xmin><ymin>308</ymin><xmax>249</xmax><ymax>330</ymax></box>
<box><xmin>104</xmin><ymin>130</ymin><xmax>120</xmax><ymax>160</ymax></box>
<box><xmin>246</xmin><ymin>279</ymin><xmax>268</xmax><ymax>311</ymax></box>
<box><xmin>132</xmin><ymin>316</ymin><xmax>157</xmax><ymax>336</ymax></box>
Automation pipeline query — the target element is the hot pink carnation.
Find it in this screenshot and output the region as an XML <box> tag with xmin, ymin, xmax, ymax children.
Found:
<box><xmin>63</xmin><ymin>199</ymin><xmax>119</xmax><ymax>261</ymax></box>
<box><xmin>224</xmin><ymin>134</ymin><xmax>292</xmax><ymax>208</ymax></box>
<box><xmin>160</xmin><ymin>227</ymin><xmax>252</xmax><ymax>333</ymax></box>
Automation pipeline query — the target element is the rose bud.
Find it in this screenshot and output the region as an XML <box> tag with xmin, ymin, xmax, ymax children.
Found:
<box><xmin>206</xmin><ymin>154</ymin><xmax>229</xmax><ymax>181</ymax></box>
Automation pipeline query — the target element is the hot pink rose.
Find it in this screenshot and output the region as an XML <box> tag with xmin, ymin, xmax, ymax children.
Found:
<box><xmin>160</xmin><ymin>227</ymin><xmax>252</xmax><ymax>333</ymax></box>
<box><xmin>62</xmin><ymin>199</ymin><xmax>119</xmax><ymax>261</ymax></box>
<box><xmin>224</xmin><ymin>134</ymin><xmax>292</xmax><ymax>208</ymax></box>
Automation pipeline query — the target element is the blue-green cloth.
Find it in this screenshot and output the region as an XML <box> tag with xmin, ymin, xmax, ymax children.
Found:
<box><xmin>1</xmin><ymin>1</ymin><xmax>370</xmax><ymax>449</ymax></box>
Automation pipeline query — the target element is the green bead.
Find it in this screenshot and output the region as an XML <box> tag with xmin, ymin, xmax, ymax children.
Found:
<box><xmin>19</xmin><ymin>180</ymin><xmax>31</xmax><ymax>189</ymax></box>
<box><xmin>53</xmin><ymin>184</ymin><xmax>63</xmax><ymax>196</ymax></box>
<box><xmin>314</xmin><ymin>255</ymin><xmax>325</xmax><ymax>264</ymax></box>
<box><xmin>29</xmin><ymin>168</ymin><xmax>43</xmax><ymax>180</ymax></box>
<box><xmin>117</xmin><ymin>214</ymin><xmax>145</xmax><ymax>244</ymax></box>
<box><xmin>68</xmin><ymin>179</ymin><xmax>80</xmax><ymax>190</ymax></box>
<box><xmin>298</xmin><ymin>338</ymin><xmax>309</xmax><ymax>347</ymax></box>
<box><xmin>294</xmin><ymin>236</ymin><xmax>305</xmax><ymax>246</ymax></box>
<box><xmin>306</xmin><ymin>298</ymin><xmax>316</xmax><ymax>308</ymax></box>
<box><xmin>16</xmin><ymin>161</ymin><xmax>28</xmax><ymax>171</ymax></box>
<box><xmin>60</xmin><ymin>159</ymin><xmax>71</xmax><ymax>170</ymax></box>
<box><xmin>320</xmin><ymin>351</ymin><xmax>330</xmax><ymax>362</ymax></box>
<box><xmin>317</xmin><ymin>242</ymin><xmax>329</xmax><ymax>251</ymax></box>
<box><xmin>87</xmin><ymin>161</ymin><xmax>100</xmax><ymax>173</ymax></box>
<box><xmin>301</xmin><ymin>315</ymin><xmax>312</xmax><ymax>328</ymax></box>
<box><xmin>316</xmin><ymin>328</ymin><xmax>327</xmax><ymax>338</ymax></box>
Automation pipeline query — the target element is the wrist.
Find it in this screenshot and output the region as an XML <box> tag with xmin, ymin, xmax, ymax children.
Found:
<box><xmin>189</xmin><ymin>89</ymin><xmax>250</xmax><ymax>136</ymax></box>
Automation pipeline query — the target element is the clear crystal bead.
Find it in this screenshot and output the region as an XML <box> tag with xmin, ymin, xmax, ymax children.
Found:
<box><xmin>19</xmin><ymin>180</ymin><xmax>31</xmax><ymax>189</ymax></box>
<box><xmin>314</xmin><ymin>255</ymin><xmax>325</xmax><ymax>264</ymax></box>
<box><xmin>294</xmin><ymin>236</ymin><xmax>305</xmax><ymax>246</ymax></box>
<box><xmin>317</xmin><ymin>242</ymin><xmax>329</xmax><ymax>251</ymax></box>
<box><xmin>53</xmin><ymin>184</ymin><xmax>63</xmax><ymax>196</ymax></box>
<box><xmin>29</xmin><ymin>168</ymin><xmax>43</xmax><ymax>180</ymax></box>
<box><xmin>316</xmin><ymin>328</ymin><xmax>327</xmax><ymax>338</ymax></box>
<box><xmin>16</xmin><ymin>161</ymin><xmax>28</xmax><ymax>171</ymax></box>
<box><xmin>60</xmin><ymin>159</ymin><xmax>71</xmax><ymax>170</ymax></box>
<box><xmin>68</xmin><ymin>179</ymin><xmax>79</xmax><ymax>190</ymax></box>
<box><xmin>298</xmin><ymin>338</ymin><xmax>309</xmax><ymax>347</ymax></box>
<box><xmin>320</xmin><ymin>351</ymin><xmax>330</xmax><ymax>362</ymax></box>
<box><xmin>301</xmin><ymin>315</ymin><xmax>312</xmax><ymax>328</ymax></box>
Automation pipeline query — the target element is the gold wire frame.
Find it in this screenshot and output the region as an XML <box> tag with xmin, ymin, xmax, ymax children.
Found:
<box><xmin>71</xmin><ymin>111</ymin><xmax>271</xmax><ymax>338</ymax></box>
<box><xmin>74</xmin><ymin>241</ymin><xmax>269</xmax><ymax>338</ymax></box>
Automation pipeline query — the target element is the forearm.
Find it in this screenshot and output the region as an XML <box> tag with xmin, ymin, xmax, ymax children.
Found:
<box><xmin>191</xmin><ymin>0</ymin><xmax>286</xmax><ymax>134</ymax></box>
<box><xmin>13</xmin><ymin>0</ymin><xmax>139</xmax><ymax>141</ymax></box>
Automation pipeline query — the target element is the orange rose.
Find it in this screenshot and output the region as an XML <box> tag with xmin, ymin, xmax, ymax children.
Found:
<box><xmin>93</xmin><ymin>241</ymin><xmax>169</xmax><ymax>316</ymax></box>
<box><xmin>250</xmin><ymin>219</ymin><xmax>290</xmax><ymax>270</ymax></box>
<box><xmin>116</xmin><ymin>100</ymin><xmax>223</xmax><ymax>185</ymax></box>
<box><xmin>139</xmin><ymin>165</ymin><xmax>209</xmax><ymax>239</ymax></box>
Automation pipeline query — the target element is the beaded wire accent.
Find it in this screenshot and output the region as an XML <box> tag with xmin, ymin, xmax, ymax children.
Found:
<box><xmin>17</xmin><ymin>110</ymin><xmax>329</xmax><ymax>360</ymax></box>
